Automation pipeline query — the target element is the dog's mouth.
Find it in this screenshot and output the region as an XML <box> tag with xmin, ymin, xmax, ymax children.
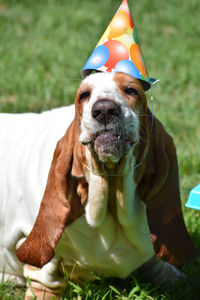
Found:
<box><xmin>91</xmin><ymin>129</ymin><xmax>136</xmax><ymax>163</ymax></box>
<box><xmin>79</xmin><ymin>117</ymin><xmax>139</xmax><ymax>164</ymax></box>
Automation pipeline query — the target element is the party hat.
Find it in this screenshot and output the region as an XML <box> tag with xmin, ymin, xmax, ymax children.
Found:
<box><xmin>81</xmin><ymin>0</ymin><xmax>156</xmax><ymax>91</ymax></box>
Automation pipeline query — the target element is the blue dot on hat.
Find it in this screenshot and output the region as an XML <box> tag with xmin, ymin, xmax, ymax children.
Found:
<box><xmin>82</xmin><ymin>45</ymin><xmax>110</xmax><ymax>71</ymax></box>
<box><xmin>115</xmin><ymin>59</ymin><xmax>140</xmax><ymax>79</ymax></box>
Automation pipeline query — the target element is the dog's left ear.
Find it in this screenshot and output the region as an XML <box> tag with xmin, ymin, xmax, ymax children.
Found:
<box><xmin>17</xmin><ymin>121</ymin><xmax>87</xmax><ymax>268</ymax></box>
<box><xmin>139</xmin><ymin>115</ymin><xmax>197</xmax><ymax>266</ymax></box>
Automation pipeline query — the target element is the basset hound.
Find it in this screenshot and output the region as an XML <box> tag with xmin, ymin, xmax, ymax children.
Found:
<box><xmin>0</xmin><ymin>72</ymin><xmax>197</xmax><ymax>299</ymax></box>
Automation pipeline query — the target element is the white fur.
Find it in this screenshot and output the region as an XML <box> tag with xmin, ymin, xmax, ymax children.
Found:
<box><xmin>55</xmin><ymin>211</ymin><xmax>154</xmax><ymax>280</ymax></box>
<box><xmin>84</xmin><ymin>148</ymin><xmax>109</xmax><ymax>227</ymax></box>
<box><xmin>0</xmin><ymin>106</ymin><xmax>75</xmax><ymax>285</ymax></box>
<box><xmin>55</xmin><ymin>147</ymin><xmax>154</xmax><ymax>281</ymax></box>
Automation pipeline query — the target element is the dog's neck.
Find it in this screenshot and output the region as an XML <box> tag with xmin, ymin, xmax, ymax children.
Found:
<box><xmin>84</xmin><ymin>148</ymin><xmax>138</xmax><ymax>228</ymax></box>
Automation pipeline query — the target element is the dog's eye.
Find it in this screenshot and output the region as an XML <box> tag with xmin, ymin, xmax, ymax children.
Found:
<box><xmin>124</xmin><ymin>87</ymin><xmax>138</xmax><ymax>96</ymax></box>
<box><xmin>79</xmin><ymin>91</ymin><xmax>90</xmax><ymax>102</ymax></box>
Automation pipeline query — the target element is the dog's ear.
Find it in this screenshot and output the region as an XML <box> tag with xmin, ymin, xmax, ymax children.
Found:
<box><xmin>17</xmin><ymin>122</ymin><xmax>87</xmax><ymax>268</ymax></box>
<box><xmin>139</xmin><ymin>116</ymin><xmax>197</xmax><ymax>266</ymax></box>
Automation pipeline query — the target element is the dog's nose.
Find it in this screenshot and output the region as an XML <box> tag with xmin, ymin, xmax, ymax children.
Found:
<box><xmin>91</xmin><ymin>100</ymin><xmax>121</xmax><ymax>124</ymax></box>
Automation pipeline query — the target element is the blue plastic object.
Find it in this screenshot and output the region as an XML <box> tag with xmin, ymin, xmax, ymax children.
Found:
<box><xmin>185</xmin><ymin>184</ymin><xmax>200</xmax><ymax>210</ymax></box>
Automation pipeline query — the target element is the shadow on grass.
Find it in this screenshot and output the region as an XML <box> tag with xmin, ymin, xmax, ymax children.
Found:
<box><xmin>61</xmin><ymin>261</ymin><xmax>200</xmax><ymax>300</ymax></box>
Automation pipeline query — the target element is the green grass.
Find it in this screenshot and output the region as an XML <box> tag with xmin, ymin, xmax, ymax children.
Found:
<box><xmin>0</xmin><ymin>277</ymin><xmax>25</xmax><ymax>300</ymax></box>
<box><xmin>0</xmin><ymin>0</ymin><xmax>200</xmax><ymax>299</ymax></box>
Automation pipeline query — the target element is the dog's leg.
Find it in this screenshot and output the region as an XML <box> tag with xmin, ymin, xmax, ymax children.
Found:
<box><xmin>23</xmin><ymin>261</ymin><xmax>65</xmax><ymax>299</ymax></box>
<box><xmin>137</xmin><ymin>256</ymin><xmax>186</xmax><ymax>284</ymax></box>
<box><xmin>25</xmin><ymin>281</ymin><xmax>60</xmax><ymax>300</ymax></box>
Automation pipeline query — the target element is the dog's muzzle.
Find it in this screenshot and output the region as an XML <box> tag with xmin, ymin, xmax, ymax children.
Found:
<box><xmin>88</xmin><ymin>99</ymin><xmax>136</xmax><ymax>163</ymax></box>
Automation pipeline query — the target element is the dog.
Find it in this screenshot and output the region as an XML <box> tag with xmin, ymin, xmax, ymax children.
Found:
<box><xmin>0</xmin><ymin>72</ymin><xmax>197</xmax><ymax>299</ymax></box>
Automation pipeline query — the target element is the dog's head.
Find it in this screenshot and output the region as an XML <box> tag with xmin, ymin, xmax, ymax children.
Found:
<box><xmin>77</xmin><ymin>72</ymin><xmax>147</xmax><ymax>166</ymax></box>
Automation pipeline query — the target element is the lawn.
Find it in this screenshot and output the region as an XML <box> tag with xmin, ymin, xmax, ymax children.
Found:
<box><xmin>0</xmin><ymin>0</ymin><xmax>200</xmax><ymax>299</ymax></box>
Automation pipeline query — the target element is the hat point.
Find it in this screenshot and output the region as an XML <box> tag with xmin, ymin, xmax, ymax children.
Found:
<box><xmin>82</xmin><ymin>0</ymin><xmax>156</xmax><ymax>91</ymax></box>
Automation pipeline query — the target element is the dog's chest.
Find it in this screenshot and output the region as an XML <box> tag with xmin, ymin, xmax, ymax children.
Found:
<box><xmin>55</xmin><ymin>163</ymin><xmax>154</xmax><ymax>279</ymax></box>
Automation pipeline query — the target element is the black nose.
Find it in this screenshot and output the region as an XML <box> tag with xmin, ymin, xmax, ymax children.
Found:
<box><xmin>91</xmin><ymin>100</ymin><xmax>121</xmax><ymax>124</ymax></box>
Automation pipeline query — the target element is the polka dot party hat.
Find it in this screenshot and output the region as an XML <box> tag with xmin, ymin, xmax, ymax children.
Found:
<box><xmin>81</xmin><ymin>0</ymin><xmax>157</xmax><ymax>91</ymax></box>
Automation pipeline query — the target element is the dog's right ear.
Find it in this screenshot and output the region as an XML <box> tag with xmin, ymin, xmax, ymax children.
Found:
<box><xmin>140</xmin><ymin>115</ymin><xmax>197</xmax><ymax>266</ymax></box>
<box><xmin>17</xmin><ymin>122</ymin><xmax>86</xmax><ymax>268</ymax></box>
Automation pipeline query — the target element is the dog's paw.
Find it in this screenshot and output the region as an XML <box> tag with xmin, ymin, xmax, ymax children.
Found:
<box><xmin>138</xmin><ymin>256</ymin><xmax>187</xmax><ymax>284</ymax></box>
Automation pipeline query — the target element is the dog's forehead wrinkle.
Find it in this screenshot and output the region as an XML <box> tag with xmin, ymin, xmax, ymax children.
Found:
<box><xmin>82</xmin><ymin>72</ymin><xmax>115</xmax><ymax>86</ymax></box>
<box><xmin>82</xmin><ymin>73</ymin><xmax>118</xmax><ymax>99</ymax></box>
